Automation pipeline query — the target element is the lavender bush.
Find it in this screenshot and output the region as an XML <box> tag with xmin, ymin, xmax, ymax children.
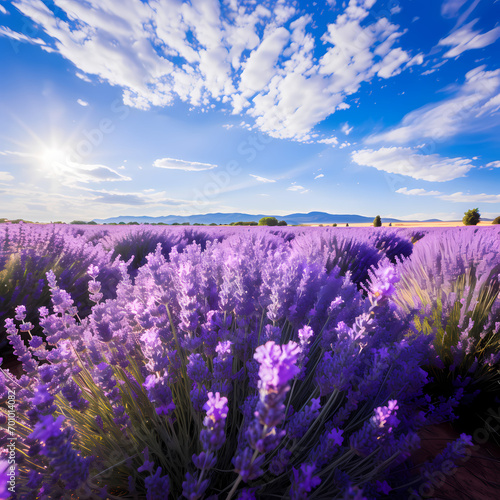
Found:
<box><xmin>394</xmin><ymin>226</ymin><xmax>500</xmax><ymax>433</ymax></box>
<box><xmin>0</xmin><ymin>227</ymin><xmax>477</xmax><ymax>499</ymax></box>
<box><xmin>0</xmin><ymin>223</ymin><xmax>121</xmax><ymax>363</ymax></box>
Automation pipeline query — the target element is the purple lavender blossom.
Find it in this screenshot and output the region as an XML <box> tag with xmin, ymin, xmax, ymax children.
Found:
<box><xmin>145</xmin><ymin>467</ymin><xmax>170</xmax><ymax>500</ymax></box>
<box><xmin>200</xmin><ymin>392</ymin><xmax>228</xmax><ymax>452</ymax></box>
<box><xmin>290</xmin><ymin>463</ymin><xmax>321</xmax><ymax>499</ymax></box>
<box><xmin>286</xmin><ymin>398</ymin><xmax>321</xmax><ymax>439</ymax></box>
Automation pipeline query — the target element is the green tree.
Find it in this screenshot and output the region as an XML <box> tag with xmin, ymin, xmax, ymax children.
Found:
<box><xmin>373</xmin><ymin>215</ymin><xmax>382</xmax><ymax>227</ymax></box>
<box><xmin>463</xmin><ymin>208</ymin><xmax>481</xmax><ymax>226</ymax></box>
<box><xmin>70</xmin><ymin>220</ymin><xmax>87</xmax><ymax>225</ymax></box>
<box><xmin>258</xmin><ymin>217</ymin><xmax>279</xmax><ymax>226</ymax></box>
<box><xmin>492</xmin><ymin>216</ymin><xmax>500</xmax><ymax>224</ymax></box>
<box><xmin>277</xmin><ymin>220</ymin><xmax>287</xmax><ymax>226</ymax></box>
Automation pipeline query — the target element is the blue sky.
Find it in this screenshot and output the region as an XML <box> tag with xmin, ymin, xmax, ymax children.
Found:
<box><xmin>0</xmin><ymin>0</ymin><xmax>499</xmax><ymax>222</ymax></box>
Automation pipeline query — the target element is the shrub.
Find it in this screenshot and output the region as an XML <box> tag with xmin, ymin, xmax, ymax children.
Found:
<box><xmin>258</xmin><ymin>217</ymin><xmax>279</xmax><ymax>226</ymax></box>
<box><xmin>278</xmin><ymin>220</ymin><xmax>287</xmax><ymax>226</ymax></box>
<box><xmin>462</xmin><ymin>208</ymin><xmax>480</xmax><ymax>226</ymax></box>
<box><xmin>373</xmin><ymin>215</ymin><xmax>382</xmax><ymax>227</ymax></box>
<box><xmin>492</xmin><ymin>216</ymin><xmax>500</xmax><ymax>224</ymax></box>
<box><xmin>394</xmin><ymin>227</ymin><xmax>500</xmax><ymax>436</ymax></box>
<box><xmin>0</xmin><ymin>237</ymin><xmax>467</xmax><ymax>499</ymax></box>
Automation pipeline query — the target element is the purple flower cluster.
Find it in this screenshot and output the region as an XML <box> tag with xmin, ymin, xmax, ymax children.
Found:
<box><xmin>1</xmin><ymin>224</ymin><xmax>497</xmax><ymax>499</ymax></box>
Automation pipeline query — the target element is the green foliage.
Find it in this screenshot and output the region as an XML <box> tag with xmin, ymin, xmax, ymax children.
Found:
<box><xmin>395</xmin><ymin>260</ymin><xmax>500</xmax><ymax>441</ymax></box>
<box><xmin>258</xmin><ymin>216</ymin><xmax>279</xmax><ymax>226</ymax></box>
<box><xmin>230</xmin><ymin>221</ymin><xmax>258</xmax><ymax>226</ymax></box>
<box><xmin>462</xmin><ymin>208</ymin><xmax>481</xmax><ymax>225</ymax></box>
<box><xmin>492</xmin><ymin>216</ymin><xmax>500</xmax><ymax>224</ymax></box>
<box><xmin>277</xmin><ymin>220</ymin><xmax>287</xmax><ymax>226</ymax></box>
<box><xmin>332</xmin><ymin>223</ymin><xmax>337</xmax><ymax>227</ymax></box>
<box><xmin>373</xmin><ymin>215</ymin><xmax>382</xmax><ymax>227</ymax></box>
<box><xmin>70</xmin><ymin>220</ymin><xmax>88</xmax><ymax>225</ymax></box>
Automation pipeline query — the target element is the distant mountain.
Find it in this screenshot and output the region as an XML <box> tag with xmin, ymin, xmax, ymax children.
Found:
<box><xmin>93</xmin><ymin>211</ymin><xmax>412</xmax><ymax>225</ymax></box>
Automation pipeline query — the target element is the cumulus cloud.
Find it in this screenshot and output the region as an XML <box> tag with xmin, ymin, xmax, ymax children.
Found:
<box><xmin>249</xmin><ymin>174</ymin><xmax>276</xmax><ymax>183</ymax></box>
<box><xmin>7</xmin><ymin>0</ymin><xmax>422</xmax><ymax>142</ymax></box>
<box><xmin>368</xmin><ymin>66</ymin><xmax>500</xmax><ymax>144</ymax></box>
<box><xmin>438</xmin><ymin>20</ymin><xmax>500</xmax><ymax>58</ymax></box>
<box><xmin>438</xmin><ymin>192</ymin><xmax>500</xmax><ymax>203</ymax></box>
<box><xmin>318</xmin><ymin>137</ymin><xmax>339</xmax><ymax>146</ymax></box>
<box><xmin>153</xmin><ymin>158</ymin><xmax>217</xmax><ymax>171</ymax></box>
<box><xmin>77</xmin><ymin>99</ymin><xmax>89</xmax><ymax>106</ymax></box>
<box><xmin>351</xmin><ymin>147</ymin><xmax>474</xmax><ymax>182</ymax></box>
<box><xmin>396</xmin><ymin>187</ymin><xmax>443</xmax><ymax>196</ymax></box>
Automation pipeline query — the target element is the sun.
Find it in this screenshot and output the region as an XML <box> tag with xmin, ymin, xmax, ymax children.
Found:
<box><xmin>38</xmin><ymin>146</ymin><xmax>69</xmax><ymax>172</ymax></box>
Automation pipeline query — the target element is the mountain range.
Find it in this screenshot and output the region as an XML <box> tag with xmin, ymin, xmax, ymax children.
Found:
<box><xmin>93</xmin><ymin>212</ymin><xmax>443</xmax><ymax>225</ymax></box>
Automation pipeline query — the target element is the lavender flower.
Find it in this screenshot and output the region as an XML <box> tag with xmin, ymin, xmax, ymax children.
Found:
<box><xmin>290</xmin><ymin>463</ymin><xmax>321</xmax><ymax>499</ymax></box>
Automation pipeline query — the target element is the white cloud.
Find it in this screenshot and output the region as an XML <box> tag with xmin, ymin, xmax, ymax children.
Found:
<box><xmin>153</xmin><ymin>158</ymin><xmax>217</xmax><ymax>171</ymax></box>
<box><xmin>7</xmin><ymin>0</ymin><xmax>422</xmax><ymax>142</ymax></box>
<box><xmin>0</xmin><ymin>150</ymin><xmax>34</xmax><ymax>158</ymax></box>
<box><xmin>339</xmin><ymin>141</ymin><xmax>351</xmax><ymax>149</ymax></box>
<box><xmin>376</xmin><ymin>47</ymin><xmax>410</xmax><ymax>78</ymax></box>
<box><xmin>318</xmin><ymin>137</ymin><xmax>339</xmax><ymax>146</ymax></box>
<box><xmin>441</xmin><ymin>0</ymin><xmax>468</xmax><ymax>18</ymax></box>
<box><xmin>238</xmin><ymin>27</ymin><xmax>290</xmax><ymax>95</ymax></box>
<box><xmin>438</xmin><ymin>192</ymin><xmax>500</xmax><ymax>203</ymax></box>
<box><xmin>77</xmin><ymin>99</ymin><xmax>89</xmax><ymax>106</ymax></box>
<box><xmin>351</xmin><ymin>146</ymin><xmax>475</xmax><ymax>182</ymax></box>
<box><xmin>396</xmin><ymin>187</ymin><xmax>443</xmax><ymax>196</ymax></box>
<box><xmin>314</xmin><ymin>173</ymin><xmax>324</xmax><ymax>179</ymax></box>
<box><xmin>53</xmin><ymin>162</ymin><xmax>131</xmax><ymax>185</ymax></box>
<box><xmin>341</xmin><ymin>123</ymin><xmax>353</xmax><ymax>135</ymax></box>
<box><xmin>287</xmin><ymin>183</ymin><xmax>309</xmax><ymax>194</ymax></box>
<box><xmin>0</xmin><ymin>171</ymin><xmax>14</xmax><ymax>182</ymax></box>
<box><xmin>368</xmin><ymin>66</ymin><xmax>500</xmax><ymax>144</ymax></box>
<box><xmin>438</xmin><ymin>20</ymin><xmax>500</xmax><ymax>58</ymax></box>
<box><xmin>0</xmin><ymin>5</ymin><xmax>8</xmax><ymax>15</ymax></box>
<box><xmin>0</xmin><ymin>25</ymin><xmax>45</xmax><ymax>45</ymax></box>
<box><xmin>249</xmin><ymin>174</ymin><xmax>276</xmax><ymax>183</ymax></box>
<box><xmin>484</xmin><ymin>160</ymin><xmax>500</xmax><ymax>169</ymax></box>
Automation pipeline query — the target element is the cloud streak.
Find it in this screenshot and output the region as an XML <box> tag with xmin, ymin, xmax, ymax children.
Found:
<box><xmin>153</xmin><ymin>158</ymin><xmax>218</xmax><ymax>171</ymax></box>
<box><xmin>438</xmin><ymin>20</ymin><xmax>500</xmax><ymax>58</ymax></box>
<box><xmin>396</xmin><ymin>187</ymin><xmax>443</xmax><ymax>196</ymax></box>
<box><xmin>351</xmin><ymin>146</ymin><xmax>475</xmax><ymax>182</ymax></box>
<box><xmin>367</xmin><ymin>66</ymin><xmax>500</xmax><ymax>144</ymax></box>
<box><xmin>249</xmin><ymin>174</ymin><xmax>276</xmax><ymax>183</ymax></box>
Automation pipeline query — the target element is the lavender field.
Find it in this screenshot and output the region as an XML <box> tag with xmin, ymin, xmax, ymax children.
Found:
<box><xmin>1</xmin><ymin>223</ymin><xmax>499</xmax><ymax>499</ymax></box>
